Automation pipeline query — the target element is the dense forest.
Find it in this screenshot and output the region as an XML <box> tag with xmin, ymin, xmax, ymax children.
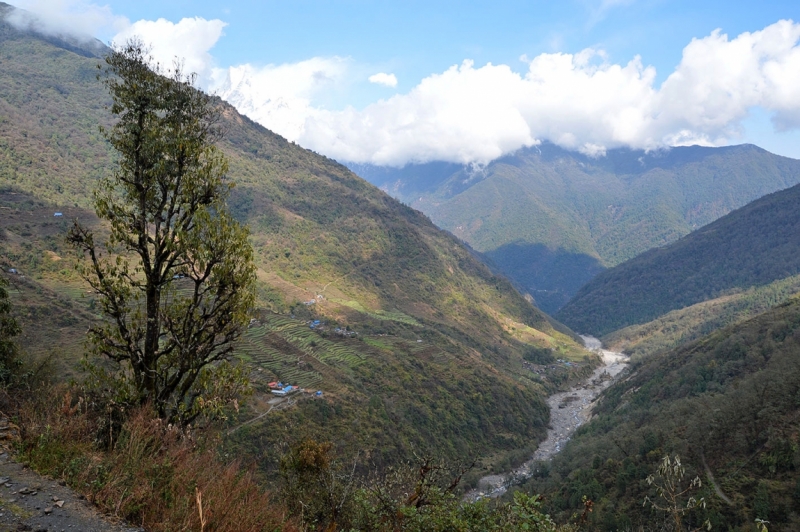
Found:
<box><xmin>557</xmin><ymin>182</ymin><xmax>800</xmax><ymax>336</ymax></box>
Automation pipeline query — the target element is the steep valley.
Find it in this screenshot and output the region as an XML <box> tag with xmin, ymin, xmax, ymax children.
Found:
<box><xmin>2</xmin><ymin>2</ymin><xmax>800</xmax><ymax>530</ymax></box>
<box><xmin>0</xmin><ymin>2</ymin><xmax>593</xmax><ymax>477</ymax></box>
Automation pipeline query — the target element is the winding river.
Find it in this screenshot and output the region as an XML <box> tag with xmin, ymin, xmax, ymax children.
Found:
<box><xmin>465</xmin><ymin>336</ymin><xmax>628</xmax><ymax>501</ymax></box>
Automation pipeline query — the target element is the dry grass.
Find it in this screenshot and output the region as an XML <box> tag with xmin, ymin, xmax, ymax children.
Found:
<box><xmin>14</xmin><ymin>386</ymin><xmax>298</xmax><ymax>532</ymax></box>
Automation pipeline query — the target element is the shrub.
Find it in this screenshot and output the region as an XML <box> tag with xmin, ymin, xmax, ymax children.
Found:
<box><xmin>17</xmin><ymin>388</ymin><xmax>297</xmax><ymax>532</ymax></box>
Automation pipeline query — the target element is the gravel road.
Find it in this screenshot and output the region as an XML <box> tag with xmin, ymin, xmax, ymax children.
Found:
<box><xmin>0</xmin><ymin>450</ymin><xmax>143</xmax><ymax>532</ymax></box>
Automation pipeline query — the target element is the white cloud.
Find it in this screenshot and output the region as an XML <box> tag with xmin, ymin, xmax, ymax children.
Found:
<box><xmin>7</xmin><ymin>0</ymin><xmax>128</xmax><ymax>40</ymax></box>
<box><xmin>301</xmin><ymin>60</ymin><xmax>541</xmax><ymax>165</ymax></box>
<box><xmin>286</xmin><ymin>20</ymin><xmax>800</xmax><ymax>166</ymax></box>
<box><xmin>6</xmin><ymin>2</ymin><xmax>226</xmax><ymax>85</ymax></box>
<box><xmin>368</xmin><ymin>72</ymin><xmax>398</xmax><ymax>87</ymax></box>
<box><xmin>658</xmin><ymin>21</ymin><xmax>800</xmax><ymax>135</ymax></box>
<box><xmin>112</xmin><ymin>18</ymin><xmax>227</xmax><ymax>84</ymax></box>
<box><xmin>297</xmin><ymin>52</ymin><xmax>661</xmax><ymax>165</ymax></box>
<box><xmin>9</xmin><ymin>3</ymin><xmax>800</xmax><ymax>167</ymax></box>
<box><xmin>210</xmin><ymin>57</ymin><xmax>350</xmax><ymax>142</ymax></box>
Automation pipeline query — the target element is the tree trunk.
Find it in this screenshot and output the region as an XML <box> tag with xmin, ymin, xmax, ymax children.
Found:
<box><xmin>143</xmin><ymin>281</ymin><xmax>160</xmax><ymax>401</ymax></box>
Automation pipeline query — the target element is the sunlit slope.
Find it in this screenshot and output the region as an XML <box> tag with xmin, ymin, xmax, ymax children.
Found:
<box><xmin>353</xmin><ymin>143</ymin><xmax>800</xmax><ymax>312</ymax></box>
<box><xmin>0</xmin><ymin>188</ymin><xmax>591</xmax><ymax>471</ymax></box>
<box><xmin>219</xmin><ymin>108</ymin><xmax>573</xmax><ymax>342</ymax></box>
<box><xmin>0</xmin><ymin>4</ymin><xmax>591</xmax><ymax>471</ymax></box>
<box><xmin>557</xmin><ymin>182</ymin><xmax>800</xmax><ymax>336</ymax></box>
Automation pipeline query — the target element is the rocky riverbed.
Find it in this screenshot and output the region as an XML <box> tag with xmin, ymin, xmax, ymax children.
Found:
<box><xmin>465</xmin><ymin>336</ymin><xmax>628</xmax><ymax>501</ymax></box>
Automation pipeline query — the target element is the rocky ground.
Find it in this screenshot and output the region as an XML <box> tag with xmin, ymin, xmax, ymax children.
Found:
<box><xmin>466</xmin><ymin>336</ymin><xmax>628</xmax><ymax>500</ymax></box>
<box><xmin>0</xmin><ymin>417</ymin><xmax>141</xmax><ymax>532</ymax></box>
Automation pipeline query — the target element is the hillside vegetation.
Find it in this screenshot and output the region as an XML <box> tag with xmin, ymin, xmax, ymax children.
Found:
<box><xmin>603</xmin><ymin>273</ymin><xmax>800</xmax><ymax>361</ymax></box>
<box><xmin>557</xmin><ymin>182</ymin><xmax>800</xmax><ymax>336</ymax></box>
<box><xmin>523</xmin><ymin>296</ymin><xmax>800</xmax><ymax>530</ymax></box>
<box><xmin>0</xmin><ymin>3</ymin><xmax>591</xmax><ymax>476</ymax></box>
<box><xmin>353</xmin><ymin>143</ymin><xmax>800</xmax><ymax>312</ymax></box>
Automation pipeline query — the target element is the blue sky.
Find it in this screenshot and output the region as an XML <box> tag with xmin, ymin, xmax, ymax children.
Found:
<box><xmin>9</xmin><ymin>0</ymin><xmax>800</xmax><ymax>163</ymax></box>
<box><xmin>93</xmin><ymin>1</ymin><xmax>796</xmax><ymax>84</ymax></box>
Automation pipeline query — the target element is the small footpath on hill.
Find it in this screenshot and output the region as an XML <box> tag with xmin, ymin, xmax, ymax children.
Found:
<box><xmin>466</xmin><ymin>336</ymin><xmax>628</xmax><ymax>501</ymax></box>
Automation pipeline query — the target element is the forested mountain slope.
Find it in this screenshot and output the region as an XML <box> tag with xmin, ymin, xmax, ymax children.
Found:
<box><xmin>0</xmin><ymin>3</ymin><xmax>590</xmax><ymax>474</ymax></box>
<box><xmin>603</xmin><ymin>273</ymin><xmax>800</xmax><ymax>360</ymax></box>
<box><xmin>352</xmin><ymin>143</ymin><xmax>800</xmax><ymax>312</ymax></box>
<box><xmin>556</xmin><ymin>181</ymin><xmax>800</xmax><ymax>336</ymax></box>
<box><xmin>524</xmin><ymin>296</ymin><xmax>800</xmax><ymax>530</ymax></box>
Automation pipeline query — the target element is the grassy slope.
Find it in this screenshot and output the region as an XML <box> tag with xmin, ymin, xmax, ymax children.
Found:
<box><xmin>522</xmin><ymin>297</ymin><xmax>800</xmax><ymax>530</ymax></box>
<box><xmin>354</xmin><ymin>143</ymin><xmax>800</xmax><ymax>313</ymax></box>
<box><xmin>557</xmin><ymin>182</ymin><xmax>800</xmax><ymax>336</ymax></box>
<box><xmin>0</xmin><ymin>6</ymin><xmax>592</xmax><ymax>474</ymax></box>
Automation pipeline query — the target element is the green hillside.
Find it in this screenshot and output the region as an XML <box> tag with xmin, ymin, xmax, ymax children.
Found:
<box><xmin>352</xmin><ymin>143</ymin><xmax>800</xmax><ymax>313</ymax></box>
<box><xmin>556</xmin><ymin>182</ymin><xmax>800</xmax><ymax>336</ymax></box>
<box><xmin>522</xmin><ymin>296</ymin><xmax>800</xmax><ymax>530</ymax></box>
<box><xmin>0</xmin><ymin>3</ymin><xmax>592</xmax><ymax>475</ymax></box>
<box><xmin>603</xmin><ymin>273</ymin><xmax>800</xmax><ymax>361</ymax></box>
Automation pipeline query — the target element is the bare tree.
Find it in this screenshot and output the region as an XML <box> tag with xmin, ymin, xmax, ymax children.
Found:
<box><xmin>644</xmin><ymin>455</ymin><xmax>711</xmax><ymax>531</ymax></box>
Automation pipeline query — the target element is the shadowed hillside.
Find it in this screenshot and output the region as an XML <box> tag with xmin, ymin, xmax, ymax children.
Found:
<box><xmin>557</xmin><ymin>182</ymin><xmax>800</xmax><ymax>336</ymax></box>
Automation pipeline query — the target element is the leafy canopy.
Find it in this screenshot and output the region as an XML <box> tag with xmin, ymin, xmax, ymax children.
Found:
<box><xmin>68</xmin><ymin>39</ymin><xmax>256</xmax><ymax>424</ymax></box>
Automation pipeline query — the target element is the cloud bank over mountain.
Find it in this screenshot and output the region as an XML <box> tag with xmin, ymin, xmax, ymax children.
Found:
<box><xmin>212</xmin><ymin>20</ymin><xmax>800</xmax><ymax>166</ymax></box>
<box><xmin>112</xmin><ymin>17</ymin><xmax>227</xmax><ymax>85</ymax></box>
<box><xmin>8</xmin><ymin>1</ymin><xmax>800</xmax><ymax>167</ymax></box>
<box><xmin>211</xmin><ymin>57</ymin><xmax>350</xmax><ymax>143</ymax></box>
<box><xmin>7</xmin><ymin>0</ymin><xmax>127</xmax><ymax>40</ymax></box>
<box><xmin>7</xmin><ymin>1</ymin><xmax>226</xmax><ymax>86</ymax></box>
<box><xmin>296</xmin><ymin>20</ymin><xmax>800</xmax><ymax>166</ymax></box>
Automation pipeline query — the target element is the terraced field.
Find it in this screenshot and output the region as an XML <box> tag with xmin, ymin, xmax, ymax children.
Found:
<box><xmin>329</xmin><ymin>298</ymin><xmax>421</xmax><ymax>326</ymax></box>
<box><xmin>362</xmin><ymin>334</ymin><xmax>442</xmax><ymax>362</ymax></box>
<box><xmin>47</xmin><ymin>283</ymin><xmax>88</xmax><ymax>301</ymax></box>
<box><xmin>237</xmin><ymin>314</ymin><xmax>368</xmax><ymax>389</ymax></box>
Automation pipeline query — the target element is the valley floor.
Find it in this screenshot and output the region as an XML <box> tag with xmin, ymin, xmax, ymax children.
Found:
<box><xmin>466</xmin><ymin>337</ymin><xmax>628</xmax><ymax>501</ymax></box>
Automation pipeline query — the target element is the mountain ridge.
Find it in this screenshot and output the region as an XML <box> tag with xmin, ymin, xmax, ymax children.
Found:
<box><xmin>556</xmin><ymin>180</ymin><xmax>800</xmax><ymax>336</ymax></box>
<box><xmin>349</xmin><ymin>142</ymin><xmax>800</xmax><ymax>312</ymax></box>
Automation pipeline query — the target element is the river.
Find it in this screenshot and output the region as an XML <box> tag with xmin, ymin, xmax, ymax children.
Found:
<box><xmin>465</xmin><ymin>336</ymin><xmax>628</xmax><ymax>501</ymax></box>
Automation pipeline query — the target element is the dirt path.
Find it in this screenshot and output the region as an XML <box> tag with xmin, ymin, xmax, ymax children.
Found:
<box><xmin>465</xmin><ymin>336</ymin><xmax>628</xmax><ymax>501</ymax></box>
<box><xmin>0</xmin><ymin>450</ymin><xmax>143</xmax><ymax>532</ymax></box>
